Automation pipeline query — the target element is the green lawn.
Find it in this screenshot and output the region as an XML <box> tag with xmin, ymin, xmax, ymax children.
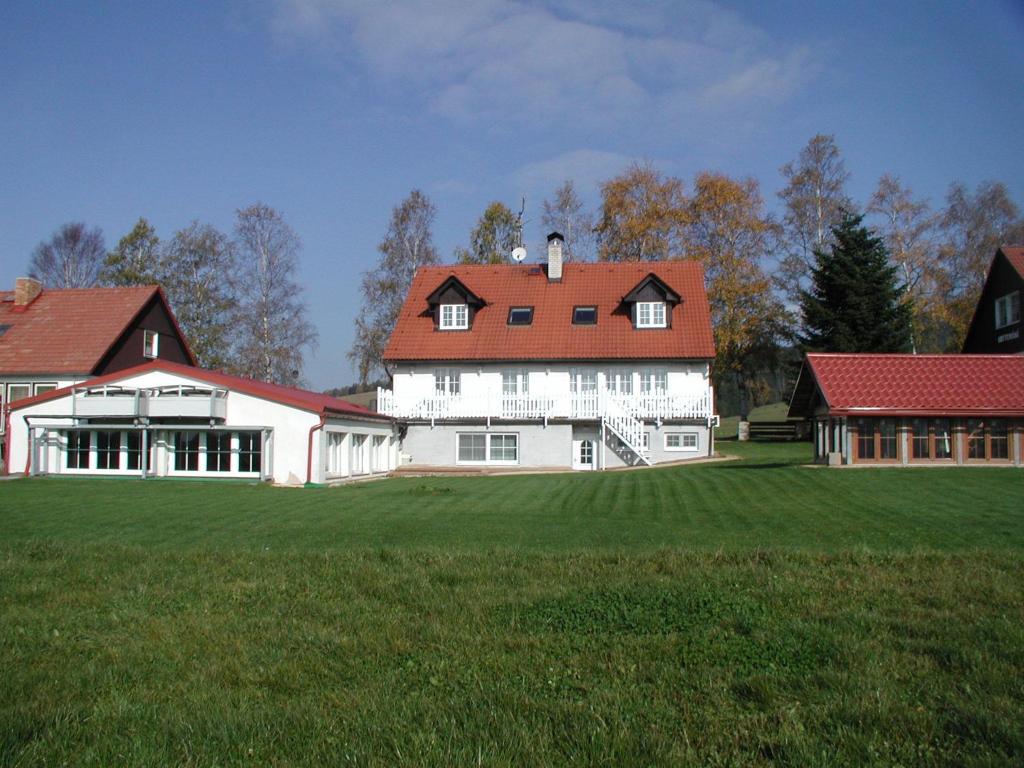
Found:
<box><xmin>2</xmin><ymin>443</ymin><xmax>1023</xmax><ymax>766</ymax></box>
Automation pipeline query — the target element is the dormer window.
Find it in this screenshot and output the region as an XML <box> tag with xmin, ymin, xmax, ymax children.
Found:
<box><xmin>637</xmin><ymin>301</ymin><xmax>666</xmax><ymax>328</ymax></box>
<box><xmin>572</xmin><ymin>306</ymin><xmax>597</xmax><ymax>325</ymax></box>
<box><xmin>440</xmin><ymin>304</ymin><xmax>468</xmax><ymax>330</ymax></box>
<box><xmin>507</xmin><ymin>307</ymin><xmax>533</xmax><ymax>326</ymax></box>
<box><xmin>995</xmin><ymin>291</ymin><xmax>1020</xmax><ymax>329</ymax></box>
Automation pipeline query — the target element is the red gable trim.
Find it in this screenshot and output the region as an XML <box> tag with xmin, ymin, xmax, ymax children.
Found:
<box><xmin>8</xmin><ymin>360</ymin><xmax>390</xmax><ymax>421</ymax></box>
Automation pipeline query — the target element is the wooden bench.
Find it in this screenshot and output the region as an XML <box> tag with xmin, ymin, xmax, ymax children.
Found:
<box><xmin>747</xmin><ymin>421</ymin><xmax>809</xmax><ymax>441</ymax></box>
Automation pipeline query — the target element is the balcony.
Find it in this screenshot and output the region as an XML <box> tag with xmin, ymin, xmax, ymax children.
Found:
<box><xmin>377</xmin><ymin>388</ymin><xmax>713</xmax><ymax>423</ymax></box>
<box><xmin>71</xmin><ymin>384</ymin><xmax>228</xmax><ymax>421</ymax></box>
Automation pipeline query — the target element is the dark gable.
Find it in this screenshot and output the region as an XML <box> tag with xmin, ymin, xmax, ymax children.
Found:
<box><xmin>621</xmin><ymin>273</ymin><xmax>682</xmax><ymax>329</ymax></box>
<box><xmin>424</xmin><ymin>276</ymin><xmax>486</xmax><ymax>329</ymax></box>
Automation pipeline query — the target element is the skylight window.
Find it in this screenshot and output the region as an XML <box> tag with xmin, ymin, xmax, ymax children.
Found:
<box><xmin>507</xmin><ymin>307</ymin><xmax>533</xmax><ymax>326</ymax></box>
<box><xmin>572</xmin><ymin>306</ymin><xmax>597</xmax><ymax>325</ymax></box>
<box><xmin>0</xmin><ymin>324</ymin><xmax>10</xmax><ymax>337</ymax></box>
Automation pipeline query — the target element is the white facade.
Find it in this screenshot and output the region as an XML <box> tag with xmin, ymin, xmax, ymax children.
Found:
<box><xmin>379</xmin><ymin>360</ymin><xmax>716</xmax><ymax>469</ymax></box>
<box><xmin>5</xmin><ymin>368</ymin><xmax>398</xmax><ymax>486</ymax></box>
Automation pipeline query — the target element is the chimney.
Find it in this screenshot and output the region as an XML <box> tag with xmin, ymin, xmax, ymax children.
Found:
<box><xmin>14</xmin><ymin>277</ymin><xmax>42</xmax><ymax>306</ymax></box>
<box><xmin>546</xmin><ymin>232</ymin><xmax>564</xmax><ymax>282</ymax></box>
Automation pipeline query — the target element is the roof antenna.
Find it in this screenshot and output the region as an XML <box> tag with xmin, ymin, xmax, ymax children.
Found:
<box><xmin>510</xmin><ymin>197</ymin><xmax>528</xmax><ymax>263</ymax></box>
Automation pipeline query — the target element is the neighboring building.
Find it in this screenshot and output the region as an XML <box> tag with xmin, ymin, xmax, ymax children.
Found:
<box><xmin>377</xmin><ymin>233</ymin><xmax>718</xmax><ymax>470</ymax></box>
<box><xmin>4</xmin><ymin>360</ymin><xmax>397</xmax><ymax>485</ymax></box>
<box><xmin>0</xmin><ymin>278</ymin><xmax>195</xmax><ymax>466</ymax></box>
<box><xmin>788</xmin><ymin>353</ymin><xmax>1024</xmax><ymax>466</ymax></box>
<box><xmin>962</xmin><ymin>246</ymin><xmax>1024</xmax><ymax>354</ymax></box>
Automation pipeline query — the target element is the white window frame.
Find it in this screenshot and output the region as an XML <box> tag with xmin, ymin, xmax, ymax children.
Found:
<box><xmin>995</xmin><ymin>291</ymin><xmax>1020</xmax><ymax>329</ymax></box>
<box><xmin>641</xmin><ymin>431</ymin><xmax>650</xmax><ymax>452</ymax></box>
<box><xmin>502</xmin><ymin>370</ymin><xmax>529</xmax><ymax>396</ymax></box>
<box><xmin>439</xmin><ymin>303</ymin><xmax>469</xmax><ymax>330</ymax></box>
<box><xmin>605</xmin><ymin>369</ymin><xmax>634</xmax><ymax>396</ymax></box>
<box><xmin>7</xmin><ymin>383</ymin><xmax>32</xmax><ymax>404</ymax></box>
<box><xmin>434</xmin><ymin>368</ymin><xmax>461</xmax><ymax>395</ymax></box>
<box><xmin>640</xmin><ymin>368</ymin><xmax>668</xmax><ymax>394</ymax></box>
<box><xmin>664</xmin><ymin>432</ymin><xmax>699</xmax><ymax>451</ymax></box>
<box><xmin>569</xmin><ymin>368</ymin><xmax>598</xmax><ymax>393</ymax></box>
<box><xmin>637</xmin><ymin>301</ymin><xmax>667</xmax><ymax>328</ymax></box>
<box><xmin>143</xmin><ymin>330</ymin><xmax>159</xmax><ymax>358</ymax></box>
<box><xmin>34</xmin><ymin>382</ymin><xmax>57</xmax><ymax>395</ymax></box>
<box><xmin>456</xmin><ymin>432</ymin><xmax>519</xmax><ymax>465</ymax></box>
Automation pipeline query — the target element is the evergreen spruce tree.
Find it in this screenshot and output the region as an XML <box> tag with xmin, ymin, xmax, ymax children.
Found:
<box><xmin>800</xmin><ymin>212</ymin><xmax>913</xmax><ymax>352</ymax></box>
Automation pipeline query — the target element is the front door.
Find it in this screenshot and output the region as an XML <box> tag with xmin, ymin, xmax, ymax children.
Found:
<box><xmin>572</xmin><ymin>433</ymin><xmax>597</xmax><ymax>471</ymax></box>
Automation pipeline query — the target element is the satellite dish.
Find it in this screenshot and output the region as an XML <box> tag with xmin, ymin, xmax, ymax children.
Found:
<box><xmin>511</xmin><ymin>246</ymin><xmax>528</xmax><ymax>263</ymax></box>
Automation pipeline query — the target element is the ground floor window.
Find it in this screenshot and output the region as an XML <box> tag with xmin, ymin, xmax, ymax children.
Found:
<box><xmin>64</xmin><ymin>429</ymin><xmax>152</xmax><ymax>472</ymax></box>
<box><xmin>854</xmin><ymin>418</ymin><xmax>898</xmax><ymax>461</ymax></box>
<box><xmin>966</xmin><ymin>419</ymin><xmax>1010</xmax><ymax>461</ymax></box>
<box><xmin>910</xmin><ymin>419</ymin><xmax>953</xmax><ymax>461</ymax></box>
<box><xmin>171</xmin><ymin>430</ymin><xmax>262</xmax><ymax>475</ymax></box>
<box><xmin>456</xmin><ymin>432</ymin><xmax>519</xmax><ymax>464</ymax></box>
<box><xmin>664</xmin><ymin>432</ymin><xmax>698</xmax><ymax>451</ymax></box>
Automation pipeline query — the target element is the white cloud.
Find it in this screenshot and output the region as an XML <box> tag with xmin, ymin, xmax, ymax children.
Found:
<box><xmin>513</xmin><ymin>148</ymin><xmax>634</xmax><ymax>198</ymax></box>
<box><xmin>264</xmin><ymin>0</ymin><xmax>816</xmax><ymax>129</ymax></box>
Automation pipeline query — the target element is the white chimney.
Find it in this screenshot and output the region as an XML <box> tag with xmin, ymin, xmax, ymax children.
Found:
<box><xmin>547</xmin><ymin>232</ymin><xmax>563</xmax><ymax>282</ymax></box>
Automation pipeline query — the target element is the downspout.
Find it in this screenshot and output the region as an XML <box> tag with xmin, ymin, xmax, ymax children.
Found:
<box><xmin>2</xmin><ymin>406</ymin><xmax>10</xmax><ymax>476</ymax></box>
<box><xmin>22</xmin><ymin>415</ymin><xmax>34</xmax><ymax>477</ymax></box>
<box><xmin>306</xmin><ymin>411</ymin><xmax>327</xmax><ymax>485</ymax></box>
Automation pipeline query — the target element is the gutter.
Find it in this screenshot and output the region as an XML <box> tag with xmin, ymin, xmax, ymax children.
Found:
<box><xmin>306</xmin><ymin>412</ymin><xmax>327</xmax><ymax>485</ymax></box>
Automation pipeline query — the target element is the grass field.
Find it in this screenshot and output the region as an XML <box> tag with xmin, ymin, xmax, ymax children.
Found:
<box><xmin>2</xmin><ymin>442</ymin><xmax>1023</xmax><ymax>766</ymax></box>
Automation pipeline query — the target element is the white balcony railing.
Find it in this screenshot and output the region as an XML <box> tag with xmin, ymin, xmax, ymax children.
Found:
<box><xmin>377</xmin><ymin>387</ymin><xmax>713</xmax><ymax>423</ymax></box>
<box><xmin>71</xmin><ymin>384</ymin><xmax>228</xmax><ymax>421</ymax></box>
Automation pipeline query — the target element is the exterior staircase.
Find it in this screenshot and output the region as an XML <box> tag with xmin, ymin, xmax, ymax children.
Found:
<box><xmin>602</xmin><ymin>395</ymin><xmax>651</xmax><ymax>466</ymax></box>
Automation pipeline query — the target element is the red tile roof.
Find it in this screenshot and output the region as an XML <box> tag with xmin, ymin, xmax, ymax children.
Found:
<box><xmin>804</xmin><ymin>353</ymin><xmax>1024</xmax><ymax>416</ymax></box>
<box><xmin>384</xmin><ymin>261</ymin><xmax>716</xmax><ymax>362</ymax></box>
<box><xmin>1002</xmin><ymin>246</ymin><xmax>1024</xmax><ymax>277</ymax></box>
<box><xmin>7</xmin><ymin>359</ymin><xmax>389</xmax><ymax>420</ymax></box>
<box><xmin>0</xmin><ymin>285</ymin><xmax>195</xmax><ymax>374</ymax></box>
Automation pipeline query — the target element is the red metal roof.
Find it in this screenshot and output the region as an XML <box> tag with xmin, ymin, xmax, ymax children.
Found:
<box><xmin>805</xmin><ymin>353</ymin><xmax>1024</xmax><ymax>416</ymax></box>
<box><xmin>0</xmin><ymin>285</ymin><xmax>196</xmax><ymax>374</ymax></box>
<box><xmin>384</xmin><ymin>261</ymin><xmax>716</xmax><ymax>362</ymax></box>
<box><xmin>7</xmin><ymin>359</ymin><xmax>389</xmax><ymax>420</ymax></box>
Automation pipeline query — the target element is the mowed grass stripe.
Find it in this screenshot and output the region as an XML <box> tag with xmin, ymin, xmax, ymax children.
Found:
<box><xmin>2</xmin><ymin>442</ymin><xmax>1022</xmax><ymax>552</ymax></box>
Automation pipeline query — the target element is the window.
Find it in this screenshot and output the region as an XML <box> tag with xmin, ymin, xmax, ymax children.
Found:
<box><xmin>572</xmin><ymin>306</ymin><xmax>597</xmax><ymax>325</ymax></box>
<box><xmin>967</xmin><ymin>419</ymin><xmax>1010</xmax><ymax>461</ymax></box>
<box><xmin>995</xmin><ymin>291</ymin><xmax>1020</xmax><ymax>329</ymax></box>
<box><xmin>579</xmin><ymin>440</ymin><xmax>594</xmax><ymax>466</ymax></box>
<box><xmin>855</xmin><ymin>419</ymin><xmax>875</xmax><ymax>459</ymax></box>
<box><xmin>636</xmin><ymin>301</ymin><xmax>667</xmax><ymax>328</ymax></box>
<box><xmin>855</xmin><ymin>418</ymin><xmax>897</xmax><ymax>461</ymax></box>
<box><xmin>126</xmin><ymin>431</ymin><xmax>150</xmax><ymax>471</ymax></box>
<box><xmin>878</xmin><ymin>419</ymin><xmax>897</xmax><ymax>460</ymax></box>
<box><xmin>439</xmin><ymin>303</ymin><xmax>468</xmax><ymax>329</ymax></box>
<box><xmin>207</xmin><ymin>432</ymin><xmax>232</xmax><ymax>472</ymax></box>
<box><xmin>457</xmin><ymin>433</ymin><xmax>519</xmax><ymax>464</ymax></box>
<box><xmin>932</xmin><ymin>420</ymin><xmax>952</xmax><ymax>459</ymax></box>
<box><xmin>507</xmin><ymin>307</ymin><xmax>533</xmax><ymax>326</ymax></box>
<box><xmin>640</xmin><ymin>369</ymin><xmax>668</xmax><ymax>394</ymax></box>
<box><xmin>143</xmin><ymin>330</ymin><xmax>159</xmax><ymax>358</ymax></box>
<box><xmin>606</xmin><ymin>370</ymin><xmax>633</xmax><ymax>396</ymax></box>
<box><xmin>641</xmin><ymin>432</ymin><xmax>650</xmax><ymax>452</ymax></box>
<box><xmin>66</xmin><ymin>430</ymin><xmax>91</xmax><ymax>469</ymax></box>
<box><xmin>457</xmin><ymin>433</ymin><xmax>486</xmax><ymax>462</ymax></box>
<box><xmin>327</xmin><ymin>432</ymin><xmax>348</xmax><ymax>475</ymax></box>
<box><xmin>174</xmin><ymin>431</ymin><xmax>200</xmax><ymax>471</ymax></box>
<box><xmin>434</xmin><ymin>369</ymin><xmax>461</xmax><ymax>395</ymax></box>
<box><xmin>34</xmin><ymin>383</ymin><xmax>57</xmax><ymax>395</ymax></box>
<box><xmin>351</xmin><ymin>434</ymin><xmax>366</xmax><ymax>474</ymax></box>
<box><xmin>569</xmin><ymin>369</ymin><xmax>597</xmax><ymax>393</ymax></box>
<box><xmin>990</xmin><ymin>420</ymin><xmax>1009</xmax><ymax>460</ymax></box>
<box><xmin>665</xmin><ymin>432</ymin><xmax>698</xmax><ymax>451</ymax></box>
<box><xmin>0</xmin><ymin>324</ymin><xmax>10</xmax><ymax>337</ymax></box>
<box><xmin>7</xmin><ymin>384</ymin><xmax>31</xmax><ymax>404</ymax></box>
<box><xmin>502</xmin><ymin>370</ymin><xmax>529</xmax><ymax>396</ymax></box>
<box><xmin>96</xmin><ymin>431</ymin><xmax>121</xmax><ymax>470</ymax></box>
<box><xmin>238</xmin><ymin>431</ymin><xmax>261</xmax><ymax>473</ymax></box>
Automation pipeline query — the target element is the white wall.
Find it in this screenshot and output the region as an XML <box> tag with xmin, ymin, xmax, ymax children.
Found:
<box><xmin>390</xmin><ymin>361</ymin><xmax>711</xmax><ymax>408</ymax></box>
<box><xmin>6</xmin><ymin>369</ymin><xmax>396</xmax><ymax>486</ymax></box>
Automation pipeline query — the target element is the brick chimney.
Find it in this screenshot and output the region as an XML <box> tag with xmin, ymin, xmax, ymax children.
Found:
<box><xmin>14</xmin><ymin>277</ymin><xmax>42</xmax><ymax>306</ymax></box>
<box><xmin>546</xmin><ymin>232</ymin><xmax>563</xmax><ymax>282</ymax></box>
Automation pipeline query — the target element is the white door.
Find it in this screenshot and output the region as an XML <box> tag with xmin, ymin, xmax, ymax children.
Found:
<box><xmin>572</xmin><ymin>437</ymin><xmax>597</xmax><ymax>471</ymax></box>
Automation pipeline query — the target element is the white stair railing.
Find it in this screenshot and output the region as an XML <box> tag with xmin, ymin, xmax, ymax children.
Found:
<box><xmin>602</xmin><ymin>394</ymin><xmax>650</xmax><ymax>466</ymax></box>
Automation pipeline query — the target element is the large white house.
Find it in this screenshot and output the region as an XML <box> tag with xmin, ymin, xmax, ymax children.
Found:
<box><xmin>378</xmin><ymin>234</ymin><xmax>718</xmax><ymax>470</ymax></box>
<box><xmin>5</xmin><ymin>360</ymin><xmax>398</xmax><ymax>485</ymax></box>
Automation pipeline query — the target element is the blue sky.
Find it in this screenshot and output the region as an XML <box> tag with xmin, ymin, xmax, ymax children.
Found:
<box><xmin>2</xmin><ymin>1</ymin><xmax>1023</xmax><ymax>388</ymax></box>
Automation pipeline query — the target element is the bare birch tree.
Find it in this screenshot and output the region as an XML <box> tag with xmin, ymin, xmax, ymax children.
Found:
<box><xmin>28</xmin><ymin>222</ymin><xmax>105</xmax><ymax>288</ymax></box>
<box><xmin>776</xmin><ymin>134</ymin><xmax>853</xmax><ymax>302</ymax></box>
<box><xmin>158</xmin><ymin>222</ymin><xmax>237</xmax><ymax>369</ymax></box>
<box><xmin>349</xmin><ymin>190</ymin><xmax>440</xmax><ymax>384</ymax></box>
<box><xmin>867</xmin><ymin>175</ymin><xmax>937</xmax><ymax>352</ymax></box>
<box><xmin>231</xmin><ymin>203</ymin><xmax>318</xmax><ymax>384</ymax></box>
<box><xmin>541</xmin><ymin>180</ymin><xmax>593</xmax><ymax>261</ymax></box>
